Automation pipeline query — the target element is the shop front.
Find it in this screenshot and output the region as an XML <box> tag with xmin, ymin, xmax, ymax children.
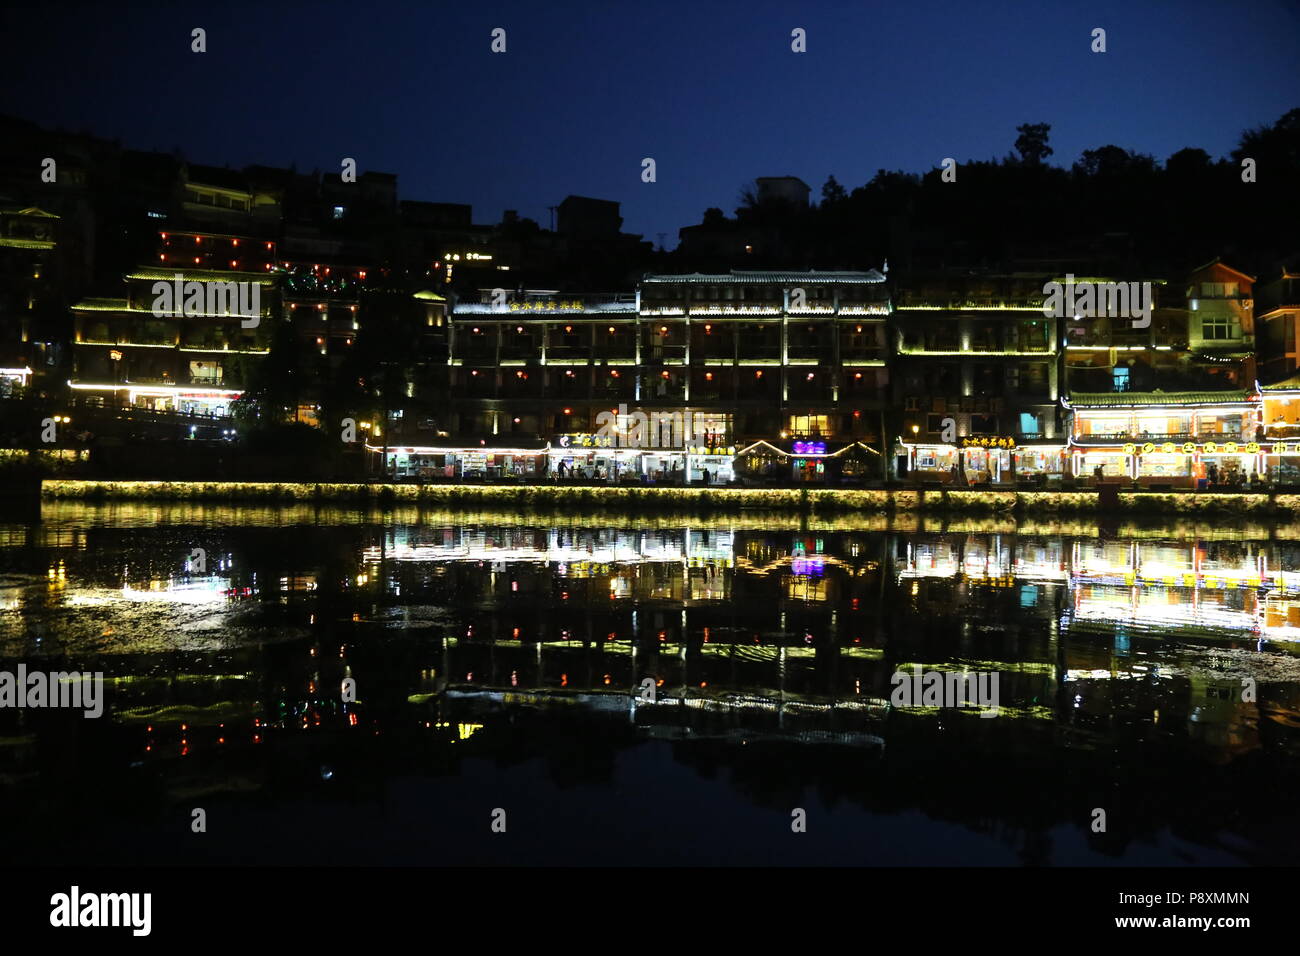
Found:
<box><xmin>1068</xmin><ymin>441</ymin><xmax>1263</xmax><ymax>487</ymax></box>
<box><xmin>551</xmin><ymin>432</ymin><xmax>625</xmax><ymax>481</ymax></box>
<box><xmin>638</xmin><ymin>449</ymin><xmax>686</xmax><ymax>483</ymax></box>
<box><xmin>1012</xmin><ymin>445</ymin><xmax>1068</xmax><ymax>484</ymax></box>
<box><xmin>898</xmin><ymin>442</ymin><xmax>961</xmax><ymax>484</ymax></box>
<box><xmin>550</xmin><ymin>445</ymin><xmax>645</xmax><ymax>482</ymax></box>
<box><xmin>737</xmin><ymin>439</ymin><xmax>876</xmax><ymax>485</ymax></box>
<box><xmin>1197</xmin><ymin>440</ymin><xmax>1264</xmax><ymax>488</ymax></box>
<box><xmin>685</xmin><ymin>444</ymin><xmax>736</xmax><ymax>485</ymax></box>
<box><xmin>1261</xmin><ymin>378</ymin><xmax>1300</xmax><ymax>485</ymax></box>
<box><xmin>1263</xmin><ymin>440</ymin><xmax>1300</xmax><ymax>487</ymax></box>
<box><xmin>373</xmin><ymin>442</ymin><xmax>547</xmax><ymax>480</ymax></box>
<box><xmin>1069</xmin><ymin>446</ymin><xmax>1131</xmax><ymax>485</ymax></box>
<box><xmin>960</xmin><ymin>445</ymin><xmax>1012</xmax><ymax>486</ymax></box>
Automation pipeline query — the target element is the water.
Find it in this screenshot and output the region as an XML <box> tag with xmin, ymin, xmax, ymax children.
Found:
<box><xmin>2</xmin><ymin>502</ymin><xmax>1299</xmax><ymax>865</ymax></box>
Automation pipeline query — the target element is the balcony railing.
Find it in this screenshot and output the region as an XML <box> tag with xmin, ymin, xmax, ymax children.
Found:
<box><xmin>1078</xmin><ymin>430</ymin><xmax>1247</xmax><ymax>442</ymax></box>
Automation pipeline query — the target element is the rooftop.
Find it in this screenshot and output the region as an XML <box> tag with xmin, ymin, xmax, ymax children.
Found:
<box><xmin>127</xmin><ymin>267</ymin><xmax>277</xmax><ymax>285</ymax></box>
<box><xmin>1262</xmin><ymin>373</ymin><xmax>1300</xmax><ymax>391</ymax></box>
<box><xmin>1067</xmin><ymin>390</ymin><xmax>1252</xmax><ymax>407</ymax></box>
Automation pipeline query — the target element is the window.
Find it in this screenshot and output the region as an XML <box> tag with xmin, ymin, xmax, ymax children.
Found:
<box><xmin>787</xmin><ymin>414</ymin><xmax>830</xmax><ymax>437</ymax></box>
<box><xmin>333</xmin><ymin>206</ymin><xmax>346</xmax><ymax>219</ymax></box>
<box><xmin>1019</xmin><ymin>412</ymin><xmax>1040</xmax><ymax>436</ymax></box>
<box><xmin>1113</xmin><ymin>366</ymin><xmax>1130</xmax><ymax>390</ymax></box>
<box><xmin>1200</xmin><ymin>282</ymin><xmax>1238</xmax><ymax>298</ymax></box>
<box><xmin>1202</xmin><ymin>316</ymin><xmax>1234</xmax><ymax>340</ymax></box>
<box><xmin>189</xmin><ymin>360</ymin><xmax>222</xmax><ymax>383</ymax></box>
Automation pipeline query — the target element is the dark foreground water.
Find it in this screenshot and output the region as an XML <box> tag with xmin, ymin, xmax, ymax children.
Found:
<box><xmin>2</xmin><ymin>502</ymin><xmax>1299</xmax><ymax>866</ymax></box>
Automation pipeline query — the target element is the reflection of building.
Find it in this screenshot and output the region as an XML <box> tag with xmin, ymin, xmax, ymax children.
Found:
<box><xmin>359</xmin><ymin>525</ymin><xmax>736</xmax><ymax>569</ymax></box>
<box><xmin>894</xmin><ymin>531</ymin><xmax>1291</xmax><ymax>642</ymax></box>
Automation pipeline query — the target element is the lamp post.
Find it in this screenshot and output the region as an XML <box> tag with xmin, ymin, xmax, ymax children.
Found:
<box><xmin>109</xmin><ymin>349</ymin><xmax>123</xmax><ymax>409</ymax></box>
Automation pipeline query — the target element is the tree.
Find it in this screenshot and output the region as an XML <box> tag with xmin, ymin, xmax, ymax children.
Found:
<box><xmin>1232</xmin><ymin>107</ymin><xmax>1300</xmax><ymax>169</ymax></box>
<box><xmin>1072</xmin><ymin>145</ymin><xmax>1153</xmax><ymax>178</ymax></box>
<box><xmin>1014</xmin><ymin>123</ymin><xmax>1053</xmax><ymax>165</ymax></box>
<box><xmin>735</xmin><ymin>181</ymin><xmax>759</xmax><ymax>216</ymax></box>
<box><xmin>701</xmin><ymin>207</ymin><xmax>727</xmax><ymax>227</ymax></box>
<box><xmin>821</xmin><ymin>175</ymin><xmax>848</xmax><ymax>205</ymax></box>
<box><xmin>231</xmin><ymin>318</ymin><xmax>304</xmax><ymax>428</ymax></box>
<box><xmin>1165</xmin><ymin>147</ymin><xmax>1213</xmax><ymax>176</ymax></box>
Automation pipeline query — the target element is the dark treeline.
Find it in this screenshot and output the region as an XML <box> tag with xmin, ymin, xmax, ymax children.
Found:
<box><xmin>665</xmin><ymin>110</ymin><xmax>1300</xmax><ymax>282</ymax></box>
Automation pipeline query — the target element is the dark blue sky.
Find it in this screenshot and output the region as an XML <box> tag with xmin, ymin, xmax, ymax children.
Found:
<box><xmin>3</xmin><ymin>0</ymin><xmax>1297</xmax><ymax>248</ymax></box>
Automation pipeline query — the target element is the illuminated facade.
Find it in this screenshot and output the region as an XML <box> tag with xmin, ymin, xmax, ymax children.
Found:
<box><xmin>0</xmin><ymin>206</ymin><xmax>60</xmax><ymax>395</ymax></box>
<box><xmin>432</xmin><ymin>271</ymin><xmax>890</xmax><ymax>484</ymax></box>
<box><xmin>70</xmin><ymin>228</ymin><xmax>279</xmax><ymax>416</ymax></box>
<box><xmin>280</xmin><ymin>258</ymin><xmax>370</xmax><ymax>427</ymax></box>
<box><xmin>1185</xmin><ymin>259</ymin><xmax>1255</xmax><ymax>379</ymax></box>
<box><xmin>1065</xmin><ymin>390</ymin><xmax>1262</xmax><ymax>486</ymax></box>
<box><xmin>1054</xmin><ymin>262</ymin><xmax>1262</xmax><ymax>487</ymax></box>
<box><xmin>891</xmin><ymin>273</ymin><xmax>1064</xmax><ymax>484</ymax></box>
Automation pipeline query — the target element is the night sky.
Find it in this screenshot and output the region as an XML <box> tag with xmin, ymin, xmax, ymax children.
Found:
<box><xmin>2</xmin><ymin>0</ymin><xmax>1298</xmax><ymax>248</ymax></box>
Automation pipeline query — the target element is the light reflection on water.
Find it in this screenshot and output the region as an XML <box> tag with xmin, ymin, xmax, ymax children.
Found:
<box><xmin>1</xmin><ymin>501</ymin><xmax>1298</xmax><ymax>865</ymax></box>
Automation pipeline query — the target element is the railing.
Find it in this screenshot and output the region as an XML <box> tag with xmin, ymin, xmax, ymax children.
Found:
<box><xmin>1079</xmin><ymin>431</ymin><xmax>1247</xmax><ymax>442</ymax></box>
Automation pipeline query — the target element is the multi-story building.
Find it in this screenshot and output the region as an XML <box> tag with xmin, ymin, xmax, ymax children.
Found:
<box><xmin>1186</xmin><ymin>258</ymin><xmax>1256</xmax><ymax>385</ymax></box>
<box><xmin>891</xmin><ymin>273</ymin><xmax>1063</xmax><ymax>484</ymax></box>
<box><xmin>1061</xmin><ymin>278</ymin><xmax>1186</xmax><ymax>394</ymax></box>
<box><xmin>0</xmin><ymin>205</ymin><xmax>60</xmax><ymax>394</ymax></box>
<box><xmin>1256</xmin><ymin>266</ymin><xmax>1300</xmax><ymax>384</ymax></box>
<box><xmin>1257</xmin><ymin>367</ymin><xmax>1300</xmax><ymax>486</ymax></box>
<box><xmin>69</xmin><ymin>226</ymin><xmax>278</xmax><ymax>419</ymax></box>
<box><xmin>1059</xmin><ymin>261</ymin><xmax>1260</xmax><ymax>487</ymax></box>
<box><xmin>375</xmin><ymin>270</ymin><xmax>890</xmax><ymax>483</ymax></box>
<box><xmin>281</xmin><ymin>259</ymin><xmax>368</xmax><ymax>427</ymax></box>
<box><xmin>1064</xmin><ymin>389</ymin><xmax>1262</xmax><ymax>487</ymax></box>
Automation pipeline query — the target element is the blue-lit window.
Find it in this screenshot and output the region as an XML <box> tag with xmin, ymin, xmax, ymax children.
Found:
<box><xmin>1113</xmin><ymin>366</ymin><xmax>1130</xmax><ymax>391</ymax></box>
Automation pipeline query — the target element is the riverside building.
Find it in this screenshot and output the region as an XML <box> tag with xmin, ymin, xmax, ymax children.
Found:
<box><xmin>383</xmin><ymin>271</ymin><xmax>891</xmax><ymax>485</ymax></box>
<box><xmin>891</xmin><ymin>273</ymin><xmax>1066</xmax><ymax>485</ymax></box>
